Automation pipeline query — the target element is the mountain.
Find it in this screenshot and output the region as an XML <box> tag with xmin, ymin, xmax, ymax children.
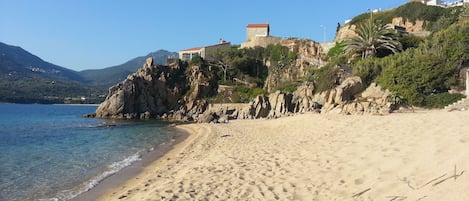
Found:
<box><xmin>0</xmin><ymin>42</ymin><xmax>177</xmax><ymax>103</ymax></box>
<box><xmin>0</xmin><ymin>42</ymin><xmax>85</xmax><ymax>82</ymax></box>
<box><xmin>79</xmin><ymin>50</ymin><xmax>178</xmax><ymax>87</ymax></box>
<box><xmin>0</xmin><ymin>42</ymin><xmax>106</xmax><ymax>104</ymax></box>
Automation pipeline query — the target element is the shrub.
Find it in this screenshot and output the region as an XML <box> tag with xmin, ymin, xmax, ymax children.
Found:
<box><xmin>375</xmin><ymin>20</ymin><xmax>469</xmax><ymax>107</ymax></box>
<box><xmin>423</xmin><ymin>93</ymin><xmax>466</xmax><ymax>108</ymax></box>
<box><xmin>230</xmin><ymin>86</ymin><xmax>266</xmax><ymax>103</ymax></box>
<box><xmin>306</xmin><ymin>65</ymin><xmax>338</xmax><ymax>93</ymax></box>
<box><xmin>275</xmin><ymin>81</ymin><xmax>299</xmax><ymax>93</ymax></box>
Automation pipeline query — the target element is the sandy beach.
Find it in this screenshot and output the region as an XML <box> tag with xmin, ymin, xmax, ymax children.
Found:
<box><xmin>96</xmin><ymin>109</ymin><xmax>469</xmax><ymax>201</ymax></box>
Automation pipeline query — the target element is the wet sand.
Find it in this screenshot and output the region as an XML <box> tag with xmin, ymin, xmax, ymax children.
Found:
<box><xmin>71</xmin><ymin>128</ymin><xmax>188</xmax><ymax>201</ymax></box>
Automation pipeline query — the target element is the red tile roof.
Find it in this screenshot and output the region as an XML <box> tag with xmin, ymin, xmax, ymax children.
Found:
<box><xmin>247</xmin><ymin>23</ymin><xmax>269</xmax><ymax>28</ymax></box>
<box><xmin>180</xmin><ymin>47</ymin><xmax>203</xmax><ymax>52</ymax></box>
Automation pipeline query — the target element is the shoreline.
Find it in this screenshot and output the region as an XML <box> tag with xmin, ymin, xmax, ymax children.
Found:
<box><xmin>70</xmin><ymin>126</ymin><xmax>189</xmax><ymax>201</ymax></box>
<box><xmin>96</xmin><ymin>110</ymin><xmax>469</xmax><ymax>200</ymax></box>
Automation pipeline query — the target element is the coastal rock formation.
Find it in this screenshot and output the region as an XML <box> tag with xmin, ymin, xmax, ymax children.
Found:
<box><xmin>268</xmin><ymin>91</ymin><xmax>294</xmax><ymax>118</ymax></box>
<box><xmin>280</xmin><ymin>39</ymin><xmax>327</xmax><ymax>77</ymax></box>
<box><xmin>292</xmin><ymin>83</ymin><xmax>321</xmax><ymax>113</ymax></box>
<box><xmin>264</xmin><ymin>38</ymin><xmax>327</xmax><ymax>92</ymax></box>
<box><xmin>94</xmin><ymin>57</ymin><xmax>218</xmax><ymax>120</ymax></box>
<box><xmin>335</xmin><ymin>17</ymin><xmax>428</xmax><ymax>42</ymax></box>
<box><xmin>322</xmin><ymin>82</ymin><xmax>393</xmax><ymax>115</ymax></box>
<box><xmin>95</xmin><ymin>58</ymin><xmax>187</xmax><ymax>119</ymax></box>
<box><xmin>198</xmin><ymin>78</ymin><xmax>394</xmax><ymax>123</ymax></box>
<box><xmin>320</xmin><ymin>76</ymin><xmax>364</xmax><ymax>112</ymax></box>
<box><xmin>173</xmin><ymin>64</ymin><xmax>219</xmax><ymax>121</ymax></box>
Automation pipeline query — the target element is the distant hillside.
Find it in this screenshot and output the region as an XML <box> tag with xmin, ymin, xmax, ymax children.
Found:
<box><xmin>79</xmin><ymin>50</ymin><xmax>178</xmax><ymax>87</ymax></box>
<box><xmin>0</xmin><ymin>42</ymin><xmax>84</xmax><ymax>82</ymax></box>
<box><xmin>0</xmin><ymin>42</ymin><xmax>106</xmax><ymax>104</ymax></box>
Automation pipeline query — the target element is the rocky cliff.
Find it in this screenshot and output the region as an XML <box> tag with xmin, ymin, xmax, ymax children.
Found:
<box><xmin>335</xmin><ymin>17</ymin><xmax>428</xmax><ymax>42</ymax></box>
<box><xmin>93</xmin><ymin>44</ymin><xmax>392</xmax><ymax>122</ymax></box>
<box><xmin>93</xmin><ymin>57</ymin><xmax>218</xmax><ymax>120</ymax></box>
<box><xmin>264</xmin><ymin>38</ymin><xmax>328</xmax><ymax>92</ymax></box>
<box><xmin>202</xmin><ymin>76</ymin><xmax>395</xmax><ymax>123</ymax></box>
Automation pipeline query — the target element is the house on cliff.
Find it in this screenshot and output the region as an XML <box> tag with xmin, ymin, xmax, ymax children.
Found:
<box><xmin>179</xmin><ymin>39</ymin><xmax>231</xmax><ymax>61</ymax></box>
<box><xmin>241</xmin><ymin>23</ymin><xmax>281</xmax><ymax>48</ymax></box>
<box><xmin>411</xmin><ymin>0</ymin><xmax>468</xmax><ymax>7</ymax></box>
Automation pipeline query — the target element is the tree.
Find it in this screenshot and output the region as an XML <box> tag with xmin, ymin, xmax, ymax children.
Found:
<box><xmin>460</xmin><ymin>3</ymin><xmax>469</xmax><ymax>21</ymax></box>
<box><xmin>346</xmin><ymin>20</ymin><xmax>402</xmax><ymax>59</ymax></box>
<box><xmin>209</xmin><ymin>50</ymin><xmax>233</xmax><ymax>82</ymax></box>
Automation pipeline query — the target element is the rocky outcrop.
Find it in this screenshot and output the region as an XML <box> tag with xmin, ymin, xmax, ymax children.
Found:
<box><xmin>334</xmin><ymin>24</ymin><xmax>359</xmax><ymax>42</ymax></box>
<box><xmin>264</xmin><ymin>38</ymin><xmax>328</xmax><ymax>92</ymax></box>
<box><xmin>94</xmin><ymin>58</ymin><xmax>218</xmax><ymax>120</ymax></box>
<box><xmin>320</xmin><ymin>76</ymin><xmax>364</xmax><ymax>112</ymax></box>
<box><xmin>335</xmin><ymin>17</ymin><xmax>428</xmax><ymax>42</ymax></box>
<box><xmin>198</xmin><ymin>77</ymin><xmax>394</xmax><ymax>123</ymax></box>
<box><xmin>95</xmin><ymin>58</ymin><xmax>187</xmax><ymax>119</ymax></box>
<box><xmin>292</xmin><ymin>83</ymin><xmax>320</xmax><ymax>113</ymax></box>
<box><xmin>321</xmin><ymin>82</ymin><xmax>393</xmax><ymax>115</ymax></box>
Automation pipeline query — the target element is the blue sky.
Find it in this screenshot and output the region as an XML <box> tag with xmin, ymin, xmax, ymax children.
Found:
<box><xmin>0</xmin><ymin>0</ymin><xmax>408</xmax><ymax>71</ymax></box>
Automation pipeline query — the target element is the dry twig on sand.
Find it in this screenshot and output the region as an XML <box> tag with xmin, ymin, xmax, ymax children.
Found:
<box><xmin>432</xmin><ymin>165</ymin><xmax>465</xmax><ymax>187</ymax></box>
<box><xmin>352</xmin><ymin>188</ymin><xmax>371</xmax><ymax>198</ymax></box>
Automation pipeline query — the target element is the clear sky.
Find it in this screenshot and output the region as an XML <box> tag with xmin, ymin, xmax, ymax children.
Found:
<box><xmin>0</xmin><ymin>0</ymin><xmax>408</xmax><ymax>71</ymax></box>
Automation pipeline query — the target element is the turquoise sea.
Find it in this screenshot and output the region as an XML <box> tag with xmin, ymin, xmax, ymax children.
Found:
<box><xmin>0</xmin><ymin>104</ymin><xmax>179</xmax><ymax>201</ymax></box>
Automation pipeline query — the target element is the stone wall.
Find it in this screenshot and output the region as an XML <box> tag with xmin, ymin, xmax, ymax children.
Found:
<box><xmin>203</xmin><ymin>42</ymin><xmax>231</xmax><ymax>60</ymax></box>
<box><xmin>247</xmin><ymin>27</ymin><xmax>269</xmax><ymax>41</ymax></box>
<box><xmin>240</xmin><ymin>36</ymin><xmax>282</xmax><ymax>48</ymax></box>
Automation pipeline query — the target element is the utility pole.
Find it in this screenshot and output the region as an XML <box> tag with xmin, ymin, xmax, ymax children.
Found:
<box><xmin>368</xmin><ymin>8</ymin><xmax>373</xmax><ymax>22</ymax></box>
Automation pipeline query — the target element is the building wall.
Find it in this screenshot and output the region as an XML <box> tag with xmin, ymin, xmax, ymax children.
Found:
<box><xmin>247</xmin><ymin>27</ymin><xmax>269</xmax><ymax>41</ymax></box>
<box><xmin>204</xmin><ymin>43</ymin><xmax>231</xmax><ymax>60</ymax></box>
<box><xmin>179</xmin><ymin>43</ymin><xmax>231</xmax><ymax>61</ymax></box>
<box><xmin>426</xmin><ymin>0</ymin><xmax>443</xmax><ymax>6</ymax></box>
<box><xmin>241</xmin><ymin>36</ymin><xmax>282</xmax><ymax>48</ymax></box>
<box><xmin>179</xmin><ymin>49</ymin><xmax>202</xmax><ymax>61</ymax></box>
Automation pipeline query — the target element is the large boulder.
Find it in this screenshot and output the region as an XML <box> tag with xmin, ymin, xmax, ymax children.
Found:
<box><xmin>292</xmin><ymin>82</ymin><xmax>321</xmax><ymax>113</ymax></box>
<box><xmin>268</xmin><ymin>91</ymin><xmax>294</xmax><ymax>118</ymax></box>
<box><xmin>95</xmin><ymin>61</ymin><xmax>186</xmax><ymax>119</ymax></box>
<box><xmin>322</xmin><ymin>82</ymin><xmax>394</xmax><ymax>115</ymax></box>
<box><xmin>321</xmin><ymin>76</ymin><xmax>364</xmax><ymax>112</ymax></box>
<box><xmin>248</xmin><ymin>95</ymin><xmax>271</xmax><ymax>119</ymax></box>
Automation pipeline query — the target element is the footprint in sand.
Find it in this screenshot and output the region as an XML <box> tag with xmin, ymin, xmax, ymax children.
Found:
<box><xmin>354</xmin><ymin>178</ymin><xmax>364</xmax><ymax>185</ymax></box>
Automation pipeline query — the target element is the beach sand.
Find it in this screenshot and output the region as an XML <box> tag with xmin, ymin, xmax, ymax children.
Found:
<box><xmin>96</xmin><ymin>110</ymin><xmax>469</xmax><ymax>201</ymax></box>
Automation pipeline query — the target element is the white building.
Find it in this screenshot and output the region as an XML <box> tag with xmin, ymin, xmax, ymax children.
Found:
<box><xmin>420</xmin><ymin>0</ymin><xmax>468</xmax><ymax>7</ymax></box>
<box><xmin>424</xmin><ymin>0</ymin><xmax>443</xmax><ymax>6</ymax></box>
<box><xmin>179</xmin><ymin>39</ymin><xmax>231</xmax><ymax>61</ymax></box>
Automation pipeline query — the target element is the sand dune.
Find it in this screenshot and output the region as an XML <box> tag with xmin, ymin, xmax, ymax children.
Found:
<box><xmin>97</xmin><ymin>110</ymin><xmax>469</xmax><ymax>201</ymax></box>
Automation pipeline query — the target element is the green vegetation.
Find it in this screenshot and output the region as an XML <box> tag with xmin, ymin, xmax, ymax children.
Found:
<box><xmin>209</xmin><ymin>85</ymin><xmax>266</xmax><ymax>103</ymax></box>
<box><xmin>0</xmin><ymin>75</ymin><xmax>106</xmax><ymax>104</ymax></box>
<box><xmin>205</xmin><ymin>44</ymin><xmax>300</xmax><ymax>102</ymax></box>
<box><xmin>231</xmin><ymin>86</ymin><xmax>266</xmax><ymax>103</ymax></box>
<box><xmin>306</xmin><ymin>64</ymin><xmax>339</xmax><ymax>93</ymax></box>
<box><xmin>423</xmin><ymin>93</ymin><xmax>466</xmax><ymax>108</ymax></box>
<box><xmin>348</xmin><ymin>2</ymin><xmax>463</xmax><ymax>31</ymax></box>
<box><xmin>349</xmin><ymin>18</ymin><xmax>469</xmax><ymax>107</ymax></box>
<box><xmin>210</xmin><ymin>44</ymin><xmax>297</xmax><ymax>88</ymax></box>
<box><xmin>274</xmin><ymin>80</ymin><xmax>300</xmax><ymax>93</ymax></box>
<box><xmin>210</xmin><ymin>46</ymin><xmax>268</xmax><ymax>86</ymax></box>
<box><xmin>346</xmin><ymin>20</ymin><xmax>402</xmax><ymax>59</ymax></box>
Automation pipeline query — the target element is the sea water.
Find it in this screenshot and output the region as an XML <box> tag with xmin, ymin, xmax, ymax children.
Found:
<box><xmin>0</xmin><ymin>104</ymin><xmax>178</xmax><ymax>201</ymax></box>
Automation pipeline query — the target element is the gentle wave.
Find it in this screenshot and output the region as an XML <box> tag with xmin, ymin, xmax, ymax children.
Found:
<box><xmin>50</xmin><ymin>153</ymin><xmax>143</xmax><ymax>201</ymax></box>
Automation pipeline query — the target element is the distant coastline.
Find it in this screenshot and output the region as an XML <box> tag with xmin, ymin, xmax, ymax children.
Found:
<box><xmin>54</xmin><ymin>103</ymin><xmax>100</xmax><ymax>106</ymax></box>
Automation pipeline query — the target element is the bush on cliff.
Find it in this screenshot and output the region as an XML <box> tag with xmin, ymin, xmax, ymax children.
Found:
<box><xmin>356</xmin><ymin>20</ymin><xmax>469</xmax><ymax>107</ymax></box>
<box><xmin>348</xmin><ymin>2</ymin><xmax>462</xmax><ymax>31</ymax></box>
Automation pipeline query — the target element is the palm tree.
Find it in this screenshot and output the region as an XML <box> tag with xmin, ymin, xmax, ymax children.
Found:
<box><xmin>346</xmin><ymin>20</ymin><xmax>402</xmax><ymax>59</ymax></box>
